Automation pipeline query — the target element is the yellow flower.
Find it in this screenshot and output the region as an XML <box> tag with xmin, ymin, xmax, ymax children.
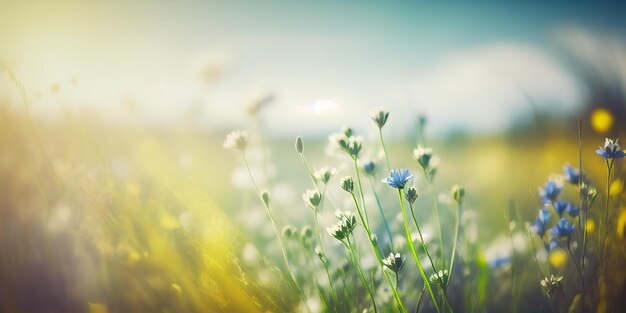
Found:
<box><xmin>586</xmin><ymin>219</ymin><xmax>595</xmax><ymax>234</ymax></box>
<box><xmin>610</xmin><ymin>180</ymin><xmax>623</xmax><ymax>197</ymax></box>
<box><xmin>549</xmin><ymin>249</ymin><xmax>568</xmax><ymax>268</ymax></box>
<box><xmin>591</xmin><ymin>108</ymin><xmax>613</xmax><ymax>133</ymax></box>
<box><xmin>617</xmin><ymin>209</ymin><xmax>626</xmax><ymax>237</ymax></box>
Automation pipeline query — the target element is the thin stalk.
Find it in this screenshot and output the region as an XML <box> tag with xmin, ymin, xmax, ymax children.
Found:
<box><xmin>369</xmin><ymin>176</ymin><xmax>394</xmax><ymax>251</ymax></box>
<box><xmin>350</xmin><ymin>192</ymin><xmax>408</xmax><ymax>313</ymax></box>
<box><xmin>422</xmin><ymin>167</ymin><xmax>446</xmax><ymax>270</ymax></box>
<box><xmin>378</xmin><ymin>128</ymin><xmax>391</xmax><ymax>172</ymax></box>
<box><xmin>314</xmin><ymin>210</ymin><xmax>338</xmax><ymax>308</ymax></box>
<box><xmin>567</xmin><ymin>242</ymin><xmax>583</xmax><ymax>284</ymax></box>
<box><xmin>447</xmin><ymin>201</ymin><xmax>461</xmax><ymax>291</ymax></box>
<box><xmin>242</xmin><ymin>152</ymin><xmax>310</xmax><ymax>312</ymax></box>
<box><xmin>600</xmin><ymin>160</ymin><xmax>614</xmax><ymax>261</ymax></box>
<box><xmin>354</xmin><ymin>159</ymin><xmax>371</xmax><ymax>226</ymax></box>
<box><xmin>408</xmin><ymin>202</ymin><xmax>439</xmax><ymax>275</ymax></box>
<box><xmin>345</xmin><ymin>237</ymin><xmax>378</xmax><ymax>313</ymax></box>
<box><xmin>299</xmin><ymin>152</ymin><xmax>319</xmax><ymax>190</ymax></box>
<box><xmin>415</xmin><ymin>287</ymin><xmax>426</xmax><ymax>313</ymax></box>
<box><xmin>525</xmin><ymin>228</ymin><xmax>545</xmax><ymax>279</ymax></box>
<box><xmin>398</xmin><ymin>189</ymin><xmax>441</xmax><ymax>313</ymax></box>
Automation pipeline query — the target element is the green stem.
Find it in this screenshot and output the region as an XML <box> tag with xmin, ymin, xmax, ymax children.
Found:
<box><xmin>242</xmin><ymin>152</ymin><xmax>310</xmax><ymax>312</ymax></box>
<box><xmin>422</xmin><ymin>167</ymin><xmax>446</xmax><ymax>270</ymax></box>
<box><xmin>354</xmin><ymin>159</ymin><xmax>371</xmax><ymax>226</ymax></box>
<box><xmin>378</xmin><ymin>128</ymin><xmax>391</xmax><ymax>173</ymax></box>
<box><xmin>447</xmin><ymin>201</ymin><xmax>461</xmax><ymax>290</ymax></box>
<box><xmin>398</xmin><ymin>189</ymin><xmax>441</xmax><ymax>313</ymax></box>
<box><xmin>369</xmin><ymin>176</ymin><xmax>394</xmax><ymax>251</ymax></box>
<box><xmin>600</xmin><ymin>160</ymin><xmax>613</xmax><ymax>262</ymax></box>
<box><xmin>349</xmin><ymin>192</ymin><xmax>408</xmax><ymax>313</ymax></box>
<box><xmin>345</xmin><ymin>237</ymin><xmax>378</xmax><ymax>313</ymax></box>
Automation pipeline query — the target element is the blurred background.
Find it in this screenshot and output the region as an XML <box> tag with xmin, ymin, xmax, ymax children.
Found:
<box><xmin>1</xmin><ymin>1</ymin><xmax>625</xmax><ymax>312</ymax></box>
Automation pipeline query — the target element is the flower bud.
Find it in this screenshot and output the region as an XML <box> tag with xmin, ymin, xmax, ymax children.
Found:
<box><xmin>261</xmin><ymin>190</ymin><xmax>270</xmax><ymax>206</ymax></box>
<box><xmin>451</xmin><ymin>184</ymin><xmax>465</xmax><ymax>203</ymax></box>
<box><xmin>295</xmin><ymin>136</ymin><xmax>304</xmax><ymax>154</ymax></box>
<box><xmin>405</xmin><ymin>187</ymin><xmax>419</xmax><ymax>204</ymax></box>
<box><xmin>341</xmin><ymin>176</ymin><xmax>354</xmax><ymax>193</ymax></box>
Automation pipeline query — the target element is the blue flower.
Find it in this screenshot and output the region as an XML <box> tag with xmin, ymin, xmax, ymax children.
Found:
<box><xmin>566</xmin><ymin>203</ymin><xmax>580</xmax><ymax>217</ymax></box>
<box><xmin>596</xmin><ymin>138</ymin><xmax>626</xmax><ymax>159</ymax></box>
<box><xmin>530</xmin><ymin>207</ymin><xmax>551</xmax><ymax>237</ymax></box>
<box><xmin>539</xmin><ymin>179</ymin><xmax>562</xmax><ymax>203</ymax></box>
<box><xmin>551</xmin><ymin>218</ymin><xmax>575</xmax><ymax>239</ymax></box>
<box><xmin>553</xmin><ymin>200</ymin><xmax>568</xmax><ymax>217</ymax></box>
<box><xmin>363</xmin><ymin>160</ymin><xmax>377</xmax><ymax>176</ymax></box>
<box><xmin>544</xmin><ymin>237</ymin><xmax>560</xmax><ymax>251</ymax></box>
<box><xmin>563</xmin><ymin>164</ymin><xmax>581</xmax><ymax>185</ymax></box>
<box><xmin>381</xmin><ymin>169</ymin><xmax>413</xmax><ymax>189</ymax></box>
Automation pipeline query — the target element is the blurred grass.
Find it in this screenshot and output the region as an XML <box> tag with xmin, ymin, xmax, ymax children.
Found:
<box><xmin>0</xmin><ymin>88</ymin><xmax>624</xmax><ymax>312</ymax></box>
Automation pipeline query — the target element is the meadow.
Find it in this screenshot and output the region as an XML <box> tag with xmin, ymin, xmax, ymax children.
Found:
<box><xmin>1</xmin><ymin>68</ymin><xmax>624</xmax><ymax>313</ymax></box>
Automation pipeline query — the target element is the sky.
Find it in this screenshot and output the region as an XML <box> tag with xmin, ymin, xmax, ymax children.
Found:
<box><xmin>1</xmin><ymin>1</ymin><xmax>626</xmax><ymax>137</ymax></box>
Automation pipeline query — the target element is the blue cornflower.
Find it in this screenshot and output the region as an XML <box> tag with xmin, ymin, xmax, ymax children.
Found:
<box><xmin>381</xmin><ymin>169</ymin><xmax>413</xmax><ymax>189</ymax></box>
<box><xmin>539</xmin><ymin>179</ymin><xmax>562</xmax><ymax>203</ymax></box>
<box><xmin>596</xmin><ymin>138</ymin><xmax>626</xmax><ymax>159</ymax></box>
<box><xmin>566</xmin><ymin>203</ymin><xmax>580</xmax><ymax>217</ymax></box>
<box><xmin>530</xmin><ymin>207</ymin><xmax>551</xmax><ymax>237</ymax></box>
<box><xmin>563</xmin><ymin>164</ymin><xmax>581</xmax><ymax>185</ymax></box>
<box><xmin>553</xmin><ymin>200</ymin><xmax>568</xmax><ymax>217</ymax></box>
<box><xmin>551</xmin><ymin>218</ymin><xmax>575</xmax><ymax>239</ymax></box>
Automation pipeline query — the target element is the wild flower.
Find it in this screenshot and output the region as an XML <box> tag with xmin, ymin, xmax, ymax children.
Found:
<box><xmin>540</xmin><ymin>275</ymin><xmax>563</xmax><ymax>298</ymax></box>
<box><xmin>551</xmin><ymin>218</ymin><xmax>575</xmax><ymax>240</ymax></box>
<box><xmin>222</xmin><ymin>130</ymin><xmax>249</xmax><ymax>151</ymax></box>
<box><xmin>539</xmin><ymin>179</ymin><xmax>562</xmax><ymax>203</ymax></box>
<box><xmin>413</xmin><ymin>145</ymin><xmax>433</xmax><ymax>169</ymax></box>
<box><xmin>563</xmin><ymin>164</ymin><xmax>581</xmax><ymax>185</ymax></box>
<box><xmin>382</xmin><ymin>252</ymin><xmax>404</xmax><ymax>274</ymax></box>
<box><xmin>451</xmin><ymin>184</ymin><xmax>465</xmax><ymax>204</ymax></box>
<box><xmin>303</xmin><ymin>189</ymin><xmax>322</xmax><ymax>210</ymax></box>
<box><xmin>363</xmin><ymin>160</ymin><xmax>377</xmax><ymax>176</ymax></box>
<box><xmin>404</xmin><ymin>187</ymin><xmax>419</xmax><ymax>204</ymax></box>
<box><xmin>261</xmin><ymin>190</ymin><xmax>270</xmax><ymax>206</ymax></box>
<box><xmin>338</xmin><ymin>136</ymin><xmax>363</xmax><ymax>159</ymax></box>
<box><xmin>596</xmin><ymin>138</ymin><xmax>626</xmax><ymax>159</ymax></box>
<box><xmin>553</xmin><ymin>200</ymin><xmax>568</xmax><ymax>217</ymax></box>
<box><xmin>340</xmin><ymin>176</ymin><xmax>354</xmax><ymax>193</ymax></box>
<box><xmin>282</xmin><ymin>225</ymin><xmax>297</xmax><ymax>239</ymax></box>
<box><xmin>566</xmin><ymin>203</ymin><xmax>580</xmax><ymax>217</ymax></box>
<box><xmin>370</xmin><ymin>109</ymin><xmax>390</xmax><ymax>129</ymax></box>
<box><xmin>326</xmin><ymin>210</ymin><xmax>357</xmax><ymax>241</ymax></box>
<box><xmin>381</xmin><ymin>169</ymin><xmax>413</xmax><ymax>189</ymax></box>
<box><xmin>313</xmin><ymin>167</ymin><xmax>337</xmax><ymax>185</ymax></box>
<box><xmin>530</xmin><ymin>206</ymin><xmax>551</xmax><ymax>237</ymax></box>
<box><xmin>300</xmin><ymin>225</ymin><xmax>314</xmax><ymax>246</ymax></box>
<box><xmin>429</xmin><ymin>269</ymin><xmax>449</xmax><ymax>286</ymax></box>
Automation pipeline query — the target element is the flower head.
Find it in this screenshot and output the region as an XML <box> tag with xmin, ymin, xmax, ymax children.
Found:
<box><xmin>340</xmin><ymin>176</ymin><xmax>354</xmax><ymax>193</ymax></box>
<box><xmin>381</xmin><ymin>169</ymin><xmax>413</xmax><ymax>189</ymax></box>
<box><xmin>566</xmin><ymin>203</ymin><xmax>580</xmax><ymax>217</ymax></box>
<box><xmin>563</xmin><ymin>164</ymin><xmax>582</xmax><ymax>185</ymax></box>
<box><xmin>553</xmin><ymin>200</ymin><xmax>568</xmax><ymax>217</ymax></box>
<box><xmin>405</xmin><ymin>187</ymin><xmax>419</xmax><ymax>204</ymax></box>
<box><xmin>363</xmin><ymin>160</ymin><xmax>377</xmax><ymax>176</ymax></box>
<box><xmin>300</xmin><ymin>225</ymin><xmax>314</xmax><ymax>246</ymax></box>
<box><xmin>413</xmin><ymin>145</ymin><xmax>433</xmax><ymax>169</ymax></box>
<box><xmin>314</xmin><ymin>167</ymin><xmax>337</xmax><ymax>185</ymax></box>
<box><xmin>282</xmin><ymin>225</ymin><xmax>297</xmax><ymax>239</ymax></box>
<box><xmin>370</xmin><ymin>108</ymin><xmax>390</xmax><ymax>129</ymax></box>
<box><xmin>451</xmin><ymin>184</ymin><xmax>465</xmax><ymax>204</ymax></box>
<box><xmin>596</xmin><ymin>138</ymin><xmax>626</xmax><ymax>159</ymax></box>
<box><xmin>530</xmin><ymin>206</ymin><xmax>551</xmax><ymax>237</ymax></box>
<box><xmin>382</xmin><ymin>252</ymin><xmax>404</xmax><ymax>273</ymax></box>
<box><xmin>303</xmin><ymin>189</ymin><xmax>322</xmax><ymax>209</ymax></box>
<box><xmin>223</xmin><ymin>130</ymin><xmax>248</xmax><ymax>151</ymax></box>
<box><xmin>551</xmin><ymin>217</ymin><xmax>575</xmax><ymax>240</ymax></box>
<box><xmin>327</xmin><ymin>210</ymin><xmax>357</xmax><ymax>241</ymax></box>
<box><xmin>337</xmin><ymin>136</ymin><xmax>362</xmax><ymax>159</ymax></box>
<box><xmin>540</xmin><ymin>275</ymin><xmax>563</xmax><ymax>298</ymax></box>
<box><xmin>539</xmin><ymin>179</ymin><xmax>562</xmax><ymax>203</ymax></box>
<box><xmin>429</xmin><ymin>270</ymin><xmax>449</xmax><ymax>286</ymax></box>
